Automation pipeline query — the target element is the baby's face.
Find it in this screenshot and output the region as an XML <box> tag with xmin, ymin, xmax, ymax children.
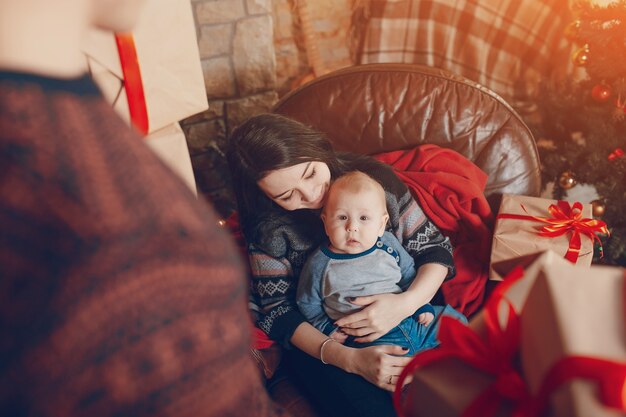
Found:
<box><xmin>321</xmin><ymin>186</ymin><xmax>388</xmax><ymax>254</ymax></box>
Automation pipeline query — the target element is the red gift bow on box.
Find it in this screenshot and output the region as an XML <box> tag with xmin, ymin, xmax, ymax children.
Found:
<box><xmin>393</xmin><ymin>267</ymin><xmax>626</xmax><ymax>417</ymax></box>
<box><xmin>114</xmin><ymin>33</ymin><xmax>149</xmax><ymax>135</ymax></box>
<box><xmin>496</xmin><ymin>200</ymin><xmax>609</xmax><ymax>264</ymax></box>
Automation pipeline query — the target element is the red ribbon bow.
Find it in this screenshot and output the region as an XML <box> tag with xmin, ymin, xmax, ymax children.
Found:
<box><xmin>497</xmin><ymin>201</ymin><xmax>609</xmax><ymax>264</ymax></box>
<box><xmin>393</xmin><ymin>267</ymin><xmax>528</xmax><ymax>417</ymax></box>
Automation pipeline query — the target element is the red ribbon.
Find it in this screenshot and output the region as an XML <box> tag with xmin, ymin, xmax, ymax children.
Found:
<box><xmin>521</xmin><ymin>356</ymin><xmax>626</xmax><ymax>416</ymax></box>
<box><xmin>114</xmin><ymin>33</ymin><xmax>149</xmax><ymax>135</ymax></box>
<box><xmin>497</xmin><ymin>201</ymin><xmax>609</xmax><ymax>264</ymax></box>
<box><xmin>393</xmin><ymin>267</ymin><xmax>528</xmax><ymax>417</ymax></box>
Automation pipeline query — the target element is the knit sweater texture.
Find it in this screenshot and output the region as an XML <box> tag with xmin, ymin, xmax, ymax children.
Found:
<box><xmin>0</xmin><ymin>71</ymin><xmax>286</xmax><ymax>417</ymax></box>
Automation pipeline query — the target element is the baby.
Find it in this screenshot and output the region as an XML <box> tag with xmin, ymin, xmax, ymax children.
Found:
<box><xmin>297</xmin><ymin>171</ymin><xmax>461</xmax><ymax>355</ymax></box>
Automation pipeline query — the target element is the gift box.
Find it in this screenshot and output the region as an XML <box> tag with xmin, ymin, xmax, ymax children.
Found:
<box><xmin>82</xmin><ymin>0</ymin><xmax>208</xmax><ymax>134</ymax></box>
<box><xmin>490</xmin><ymin>194</ymin><xmax>600</xmax><ymax>280</ymax></box>
<box><xmin>144</xmin><ymin>123</ymin><xmax>197</xmax><ymax>194</ymax></box>
<box><xmin>398</xmin><ymin>251</ymin><xmax>625</xmax><ymax>417</ymax></box>
<box><xmin>403</xmin><ymin>328</ymin><xmax>514</xmax><ymax>417</ymax></box>
<box><xmin>521</xmin><ymin>262</ymin><xmax>626</xmax><ymax>417</ymax></box>
<box><xmin>399</xmin><ymin>257</ymin><xmax>537</xmax><ymax>417</ymax></box>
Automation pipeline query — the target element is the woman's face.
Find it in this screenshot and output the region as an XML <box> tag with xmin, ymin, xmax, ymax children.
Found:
<box><xmin>257</xmin><ymin>161</ymin><xmax>331</xmax><ymax>211</ymax></box>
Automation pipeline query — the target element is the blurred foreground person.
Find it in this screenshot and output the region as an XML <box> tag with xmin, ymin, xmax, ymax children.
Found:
<box><xmin>0</xmin><ymin>1</ymin><xmax>286</xmax><ymax>416</ymax></box>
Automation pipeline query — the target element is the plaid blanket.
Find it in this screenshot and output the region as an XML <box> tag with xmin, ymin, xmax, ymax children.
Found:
<box><xmin>352</xmin><ymin>0</ymin><xmax>574</xmax><ymax>108</ymax></box>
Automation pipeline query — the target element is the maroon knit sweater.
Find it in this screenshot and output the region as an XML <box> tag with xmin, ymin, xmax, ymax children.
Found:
<box><xmin>0</xmin><ymin>71</ymin><xmax>287</xmax><ymax>417</ymax></box>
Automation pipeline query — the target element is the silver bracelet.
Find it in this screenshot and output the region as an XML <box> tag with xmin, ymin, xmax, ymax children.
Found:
<box><xmin>319</xmin><ymin>338</ymin><xmax>337</xmax><ymax>365</ymax></box>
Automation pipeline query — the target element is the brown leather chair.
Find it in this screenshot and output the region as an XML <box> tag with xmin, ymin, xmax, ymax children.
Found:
<box><xmin>274</xmin><ymin>63</ymin><xmax>541</xmax><ymax>210</ymax></box>
<box><xmin>260</xmin><ymin>63</ymin><xmax>541</xmax><ymax>416</ymax></box>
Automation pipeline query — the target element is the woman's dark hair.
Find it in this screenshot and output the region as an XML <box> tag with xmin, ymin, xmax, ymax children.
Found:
<box><xmin>226</xmin><ymin>113</ymin><xmax>343</xmax><ymax>241</ymax></box>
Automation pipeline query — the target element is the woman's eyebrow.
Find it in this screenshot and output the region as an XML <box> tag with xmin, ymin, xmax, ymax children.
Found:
<box><xmin>271</xmin><ymin>162</ymin><xmax>312</xmax><ymax>199</ymax></box>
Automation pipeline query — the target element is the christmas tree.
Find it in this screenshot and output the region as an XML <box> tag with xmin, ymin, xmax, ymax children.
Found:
<box><xmin>533</xmin><ymin>0</ymin><xmax>626</xmax><ymax>266</ymax></box>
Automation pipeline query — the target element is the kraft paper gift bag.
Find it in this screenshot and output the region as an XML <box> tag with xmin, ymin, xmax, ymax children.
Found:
<box><xmin>490</xmin><ymin>194</ymin><xmax>597</xmax><ymax>280</ymax></box>
<box><xmin>145</xmin><ymin>123</ymin><xmax>197</xmax><ymax>194</ymax></box>
<box><xmin>521</xmin><ymin>263</ymin><xmax>626</xmax><ymax>417</ymax></box>
<box><xmin>82</xmin><ymin>0</ymin><xmax>208</xmax><ymax>134</ymax></box>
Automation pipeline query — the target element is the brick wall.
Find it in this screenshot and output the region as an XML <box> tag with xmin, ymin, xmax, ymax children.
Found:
<box><xmin>183</xmin><ymin>0</ymin><xmax>353</xmax><ymax>217</ymax></box>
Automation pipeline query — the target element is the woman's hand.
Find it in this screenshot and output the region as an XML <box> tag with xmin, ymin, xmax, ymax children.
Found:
<box><xmin>334</xmin><ymin>292</ymin><xmax>414</xmax><ymax>342</ymax></box>
<box><xmin>291</xmin><ymin>322</ymin><xmax>414</xmax><ymax>392</ymax></box>
<box><xmin>346</xmin><ymin>344</ymin><xmax>414</xmax><ymax>391</ymax></box>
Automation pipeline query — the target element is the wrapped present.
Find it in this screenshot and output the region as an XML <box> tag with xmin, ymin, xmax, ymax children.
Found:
<box><xmin>489</xmin><ymin>194</ymin><xmax>608</xmax><ymax>280</ymax></box>
<box><xmin>521</xmin><ymin>262</ymin><xmax>626</xmax><ymax>417</ymax></box>
<box><xmin>401</xmin><ymin>332</ymin><xmax>517</xmax><ymax>417</ymax></box>
<box><xmin>144</xmin><ymin>123</ymin><xmax>197</xmax><ymax>194</ymax></box>
<box><xmin>395</xmin><ymin>251</ymin><xmax>625</xmax><ymax>417</ymax></box>
<box><xmin>395</xmin><ymin>267</ymin><xmax>528</xmax><ymax>417</ymax></box>
<box><xmin>82</xmin><ymin>0</ymin><xmax>208</xmax><ymax>134</ymax></box>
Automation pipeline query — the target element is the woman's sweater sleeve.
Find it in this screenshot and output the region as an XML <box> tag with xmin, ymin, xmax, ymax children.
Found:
<box><xmin>248</xmin><ymin>243</ymin><xmax>307</xmax><ymax>347</ymax></box>
<box><xmin>392</xmin><ymin>189</ymin><xmax>455</xmax><ymax>278</ymax></box>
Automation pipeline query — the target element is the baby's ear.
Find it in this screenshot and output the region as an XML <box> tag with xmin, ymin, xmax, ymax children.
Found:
<box><xmin>378</xmin><ymin>213</ymin><xmax>389</xmax><ymax>236</ymax></box>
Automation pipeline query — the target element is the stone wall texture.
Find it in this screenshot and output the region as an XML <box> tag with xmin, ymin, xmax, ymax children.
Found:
<box><xmin>183</xmin><ymin>0</ymin><xmax>353</xmax><ymax>217</ymax></box>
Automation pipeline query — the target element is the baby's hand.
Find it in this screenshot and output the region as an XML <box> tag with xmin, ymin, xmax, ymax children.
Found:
<box><xmin>417</xmin><ymin>312</ymin><xmax>434</xmax><ymax>326</ymax></box>
<box><xmin>330</xmin><ymin>329</ymin><xmax>348</xmax><ymax>344</ymax></box>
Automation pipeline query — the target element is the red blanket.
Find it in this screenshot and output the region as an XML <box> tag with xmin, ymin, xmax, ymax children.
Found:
<box><xmin>374</xmin><ymin>144</ymin><xmax>494</xmax><ymax>317</ymax></box>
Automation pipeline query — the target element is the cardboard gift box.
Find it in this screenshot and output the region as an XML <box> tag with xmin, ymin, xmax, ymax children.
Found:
<box><xmin>403</xmin><ymin>325</ymin><xmax>515</xmax><ymax>417</ymax></box>
<box><xmin>490</xmin><ymin>194</ymin><xmax>599</xmax><ymax>280</ymax></box>
<box><xmin>400</xmin><ymin>254</ymin><xmax>544</xmax><ymax>417</ymax></box>
<box><xmin>82</xmin><ymin>0</ymin><xmax>208</xmax><ymax>134</ymax></box>
<box><xmin>399</xmin><ymin>251</ymin><xmax>624</xmax><ymax>417</ymax></box>
<box><xmin>521</xmin><ymin>262</ymin><xmax>626</xmax><ymax>417</ymax></box>
<box><xmin>144</xmin><ymin>123</ymin><xmax>197</xmax><ymax>194</ymax></box>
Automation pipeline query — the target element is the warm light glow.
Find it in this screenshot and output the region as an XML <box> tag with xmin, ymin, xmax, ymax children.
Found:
<box><xmin>589</xmin><ymin>0</ymin><xmax>619</xmax><ymax>5</ymax></box>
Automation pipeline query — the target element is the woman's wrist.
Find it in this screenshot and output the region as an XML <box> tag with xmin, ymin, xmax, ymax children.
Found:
<box><xmin>322</xmin><ymin>340</ymin><xmax>356</xmax><ymax>373</ymax></box>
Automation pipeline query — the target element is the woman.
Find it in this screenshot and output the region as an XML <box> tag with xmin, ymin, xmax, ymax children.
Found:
<box><xmin>227</xmin><ymin>113</ymin><xmax>457</xmax><ymax>417</ymax></box>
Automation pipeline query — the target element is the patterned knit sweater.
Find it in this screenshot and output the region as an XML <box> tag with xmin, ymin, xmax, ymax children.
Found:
<box><xmin>247</xmin><ymin>156</ymin><xmax>455</xmax><ymax>346</ymax></box>
<box><xmin>0</xmin><ymin>72</ymin><xmax>286</xmax><ymax>417</ymax></box>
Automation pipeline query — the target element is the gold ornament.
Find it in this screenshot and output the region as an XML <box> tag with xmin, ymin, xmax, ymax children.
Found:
<box><xmin>558</xmin><ymin>171</ymin><xmax>577</xmax><ymax>190</ymax></box>
<box><xmin>591</xmin><ymin>199</ymin><xmax>606</xmax><ymax>217</ymax></box>
<box><xmin>572</xmin><ymin>44</ymin><xmax>590</xmax><ymax>66</ymax></box>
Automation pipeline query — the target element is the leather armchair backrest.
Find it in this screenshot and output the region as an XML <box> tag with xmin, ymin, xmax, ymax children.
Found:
<box><xmin>273</xmin><ymin>63</ymin><xmax>541</xmax><ymax>204</ymax></box>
